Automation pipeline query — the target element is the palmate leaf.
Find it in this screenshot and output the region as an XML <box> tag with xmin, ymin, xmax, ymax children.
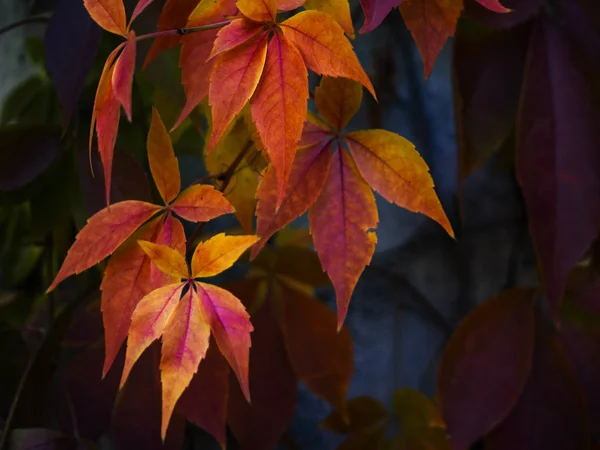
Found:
<box><xmin>254</xmin><ymin>76</ymin><xmax>452</xmax><ymax>327</ymax></box>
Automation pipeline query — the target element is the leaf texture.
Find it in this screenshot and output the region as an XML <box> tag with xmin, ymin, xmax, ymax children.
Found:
<box><xmin>236</xmin><ymin>0</ymin><xmax>277</xmax><ymax>22</ymax></box>
<box><xmin>305</xmin><ymin>0</ymin><xmax>355</xmax><ymax>38</ymax></box>
<box><xmin>208</xmin><ymin>18</ymin><xmax>266</xmax><ymax>60</ymax></box>
<box><xmin>148</xmin><ymin>108</ymin><xmax>181</xmax><ymax>204</ymax></box>
<box><xmin>309</xmin><ymin>150</ymin><xmax>378</xmax><ymax>328</ymax></box>
<box><xmin>170</xmin><ymin>184</ymin><xmax>234</xmax><ymax>222</ymax></box>
<box><xmin>83</xmin><ymin>0</ymin><xmax>127</xmax><ymax>36</ymax></box>
<box><xmin>192</xmin><ymin>234</ymin><xmax>259</xmax><ymax>278</ymax></box>
<box><xmin>315</xmin><ymin>76</ymin><xmax>362</xmax><ymax>131</ymax></box>
<box><xmin>138</xmin><ymin>241</ymin><xmax>188</xmax><ymax>279</ymax></box>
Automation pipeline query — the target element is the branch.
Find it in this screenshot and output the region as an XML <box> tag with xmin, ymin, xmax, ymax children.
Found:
<box><xmin>0</xmin><ymin>16</ymin><xmax>49</xmax><ymax>36</ymax></box>
<box><xmin>136</xmin><ymin>20</ymin><xmax>231</xmax><ymax>42</ymax></box>
<box><xmin>185</xmin><ymin>140</ymin><xmax>254</xmax><ymax>254</ymax></box>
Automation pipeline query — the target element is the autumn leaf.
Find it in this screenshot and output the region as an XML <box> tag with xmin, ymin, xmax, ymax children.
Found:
<box><xmin>192</xmin><ymin>233</ymin><xmax>259</xmax><ymax>277</ymax></box>
<box><xmin>399</xmin><ymin>0</ymin><xmax>464</xmax><ymax>77</ymax></box>
<box><xmin>305</xmin><ymin>0</ymin><xmax>355</xmax><ymax>38</ymax></box>
<box><xmin>281</xmin><ymin>10</ymin><xmax>376</xmax><ymax>97</ymax></box>
<box><xmin>150</xmin><ymin>214</ymin><xmax>187</xmax><ymax>289</ymax></box>
<box><xmin>250</xmin><ymin>31</ymin><xmax>309</xmax><ymax>208</ymax></box>
<box><xmin>47</xmin><ymin>201</ymin><xmax>162</xmax><ymax>292</ymax></box>
<box><xmin>84</xmin><ymin>0</ymin><xmax>127</xmax><ymax>36</ymax></box>
<box><xmin>208</xmin><ymin>18</ymin><xmax>266</xmax><ymax>60</ymax></box>
<box><xmin>170</xmin><ymin>184</ymin><xmax>234</xmax><ymax>222</ymax></box>
<box><xmin>315</xmin><ymin>75</ymin><xmax>362</xmax><ymax>131</ymax></box>
<box><xmin>474</xmin><ymin>0</ymin><xmax>510</xmax><ymax>13</ymax></box>
<box><xmin>131</xmin><ymin>0</ymin><xmax>157</xmax><ymax>24</ymax></box>
<box><xmin>358</xmin><ymin>0</ymin><xmax>400</xmax><ymax>33</ymax></box>
<box><xmin>148</xmin><ymin>108</ymin><xmax>181</xmax><ymax>204</ymax></box>
<box><xmin>112</xmin><ymin>31</ymin><xmax>136</xmax><ymax>122</ymax></box>
<box><xmin>138</xmin><ymin>240</ymin><xmax>189</xmax><ymax>279</ymax></box>
<box><xmin>236</xmin><ymin>0</ymin><xmax>277</xmax><ymax>23</ymax></box>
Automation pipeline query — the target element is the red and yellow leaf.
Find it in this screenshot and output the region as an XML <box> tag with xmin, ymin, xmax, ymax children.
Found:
<box><xmin>399</xmin><ymin>0</ymin><xmax>463</xmax><ymax>77</ymax></box>
<box><xmin>305</xmin><ymin>0</ymin><xmax>355</xmax><ymax>38</ymax></box>
<box><xmin>315</xmin><ymin>76</ymin><xmax>362</xmax><ymax>131</ymax></box>
<box><xmin>252</xmin><ymin>140</ymin><xmax>333</xmax><ymax>257</ymax></box>
<box><xmin>112</xmin><ymin>31</ymin><xmax>136</xmax><ymax>122</ymax></box>
<box><xmin>47</xmin><ymin>201</ymin><xmax>162</xmax><ymax>292</ymax></box>
<box><xmin>346</xmin><ymin>129</ymin><xmax>453</xmax><ymax>237</ymax></box>
<box><xmin>83</xmin><ymin>0</ymin><xmax>127</xmax><ymax>36</ymax></box>
<box><xmin>150</xmin><ymin>214</ymin><xmax>187</xmax><ymax>289</ymax></box>
<box><xmin>236</xmin><ymin>0</ymin><xmax>276</xmax><ymax>22</ymax></box>
<box><xmin>281</xmin><ymin>11</ymin><xmax>375</xmax><ymax>97</ymax></box>
<box><xmin>100</xmin><ymin>216</ymin><xmax>163</xmax><ymax>376</ymax></box>
<box><xmin>170</xmin><ymin>184</ymin><xmax>234</xmax><ymax>222</ymax></box>
<box><xmin>299</xmin><ymin>115</ymin><xmax>334</xmax><ymax>148</ymax></box>
<box><xmin>121</xmin><ymin>282</ymin><xmax>186</xmax><ymax>387</ymax></box>
<box><xmin>207</xmin><ymin>33</ymin><xmax>269</xmax><ymax>151</ymax></box>
<box><xmin>278</xmin><ymin>0</ymin><xmax>306</xmax><ymax>10</ymax></box>
<box><xmin>144</xmin><ymin>0</ymin><xmax>200</xmax><ymax>67</ymax></box>
<box><xmin>192</xmin><ymin>233</ymin><xmax>259</xmax><ymax>278</ymax></box>
<box><xmin>358</xmin><ymin>0</ymin><xmax>399</xmax><ymax>34</ymax></box>
<box><xmin>175</xmin><ymin>0</ymin><xmax>238</xmax><ymax>129</ymax></box>
<box><xmin>208</xmin><ymin>18</ymin><xmax>266</xmax><ymax>60</ymax></box>
<box><xmin>309</xmin><ymin>150</ymin><xmax>378</xmax><ymax>329</ymax></box>
<box><xmin>148</xmin><ymin>108</ymin><xmax>181</xmax><ymax>204</ymax></box>
<box><xmin>475</xmin><ymin>0</ymin><xmax>510</xmax><ymax>13</ymax></box>
<box><xmin>250</xmin><ymin>31</ymin><xmax>309</xmax><ymax>208</ymax></box>
<box><xmin>138</xmin><ymin>241</ymin><xmax>188</xmax><ymax>279</ymax></box>
<box><xmin>196</xmin><ymin>282</ymin><xmax>253</xmax><ymax>401</ymax></box>
<box><xmin>281</xmin><ymin>284</ymin><xmax>353</xmax><ymax>412</ymax></box>
<box><xmin>160</xmin><ymin>288</ymin><xmax>211</xmax><ymax>439</ymax></box>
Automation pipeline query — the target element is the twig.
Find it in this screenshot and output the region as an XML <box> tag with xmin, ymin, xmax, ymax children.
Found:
<box><xmin>185</xmin><ymin>140</ymin><xmax>254</xmax><ymax>253</ymax></box>
<box><xmin>0</xmin><ymin>16</ymin><xmax>49</xmax><ymax>36</ymax></box>
<box><xmin>135</xmin><ymin>21</ymin><xmax>231</xmax><ymax>42</ymax></box>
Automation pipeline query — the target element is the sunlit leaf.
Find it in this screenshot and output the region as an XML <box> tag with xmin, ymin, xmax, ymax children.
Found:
<box><xmin>148</xmin><ymin>108</ymin><xmax>181</xmax><ymax>204</ymax></box>
<box><xmin>83</xmin><ymin>0</ymin><xmax>127</xmax><ymax>36</ymax></box>
<box><xmin>170</xmin><ymin>184</ymin><xmax>234</xmax><ymax>222</ymax></box>
<box><xmin>138</xmin><ymin>241</ymin><xmax>188</xmax><ymax>279</ymax></box>
<box><xmin>192</xmin><ymin>233</ymin><xmax>259</xmax><ymax>278</ymax></box>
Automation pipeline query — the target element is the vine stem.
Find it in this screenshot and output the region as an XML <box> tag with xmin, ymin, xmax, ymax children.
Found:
<box><xmin>135</xmin><ymin>20</ymin><xmax>231</xmax><ymax>42</ymax></box>
<box><xmin>186</xmin><ymin>140</ymin><xmax>254</xmax><ymax>254</ymax></box>
<box><xmin>0</xmin><ymin>16</ymin><xmax>49</xmax><ymax>36</ymax></box>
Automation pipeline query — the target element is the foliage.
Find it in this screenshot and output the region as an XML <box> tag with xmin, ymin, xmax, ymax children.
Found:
<box><xmin>0</xmin><ymin>0</ymin><xmax>599</xmax><ymax>449</ymax></box>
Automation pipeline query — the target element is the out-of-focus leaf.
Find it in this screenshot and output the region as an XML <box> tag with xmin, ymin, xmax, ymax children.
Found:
<box><xmin>44</xmin><ymin>0</ymin><xmax>102</xmax><ymax>129</ymax></box>
<box><xmin>322</xmin><ymin>396</ymin><xmax>389</xmax><ymax>434</ymax></box>
<box><xmin>7</xmin><ymin>245</ymin><xmax>44</xmax><ymax>287</ymax></box>
<box><xmin>463</xmin><ymin>0</ymin><xmax>543</xmax><ymax>30</ymax></box>
<box><xmin>436</xmin><ymin>288</ymin><xmax>535</xmax><ymax>450</ymax></box>
<box><xmin>8</xmin><ymin>428</ymin><xmax>79</xmax><ymax>450</ymax></box>
<box><xmin>0</xmin><ymin>77</ymin><xmax>52</xmax><ymax>126</ymax></box>
<box><xmin>0</xmin><ymin>125</ymin><xmax>61</xmax><ymax>191</ymax></box>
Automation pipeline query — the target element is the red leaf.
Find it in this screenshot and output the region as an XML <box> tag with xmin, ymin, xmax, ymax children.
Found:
<box><xmin>252</xmin><ymin>140</ymin><xmax>333</xmax><ymax>257</ymax></box>
<box><xmin>112</xmin><ymin>31</ymin><xmax>136</xmax><ymax>122</ymax></box>
<box><xmin>207</xmin><ymin>32</ymin><xmax>269</xmax><ymax>151</ymax></box>
<box><xmin>517</xmin><ymin>19</ymin><xmax>600</xmax><ymax>318</ymax></box>
<box><xmin>463</xmin><ymin>0</ymin><xmax>542</xmax><ymax>30</ymax></box>
<box><xmin>281</xmin><ymin>284</ymin><xmax>353</xmax><ymax>413</ymax></box>
<box><xmin>346</xmin><ymin>129</ymin><xmax>453</xmax><ymax>237</ymax></box>
<box><xmin>196</xmin><ymin>282</ymin><xmax>254</xmax><ymax>401</ymax></box>
<box><xmin>250</xmin><ymin>31</ymin><xmax>309</xmax><ymax>208</ymax></box>
<box><xmin>208</xmin><ymin>18</ymin><xmax>266</xmax><ymax>60</ymax></box>
<box><xmin>436</xmin><ymin>288</ymin><xmax>535</xmax><ymax>450</ymax></box>
<box><xmin>150</xmin><ymin>214</ymin><xmax>186</xmax><ymax>289</ymax></box>
<box><xmin>147</xmin><ymin>108</ymin><xmax>181</xmax><ymax>205</ymax></box>
<box><xmin>144</xmin><ymin>0</ymin><xmax>200</xmax><ymax>67</ymax></box>
<box><xmin>399</xmin><ymin>0</ymin><xmax>463</xmax><ymax>77</ymax></box>
<box><xmin>486</xmin><ymin>315</ymin><xmax>589</xmax><ymax>450</ymax></box>
<box><xmin>309</xmin><ymin>149</ymin><xmax>378</xmax><ymax>329</ymax></box>
<box><xmin>83</xmin><ymin>0</ymin><xmax>127</xmax><ymax>36</ymax></box>
<box><xmin>131</xmin><ymin>0</ymin><xmax>157</xmax><ymax>24</ymax></box>
<box><xmin>170</xmin><ymin>184</ymin><xmax>234</xmax><ymax>222</ymax></box>
<box><xmin>358</xmin><ymin>0</ymin><xmax>400</xmax><ymax>34</ymax></box>
<box><xmin>281</xmin><ymin>11</ymin><xmax>376</xmax><ymax>98</ymax></box>
<box><xmin>47</xmin><ymin>200</ymin><xmax>162</xmax><ymax>292</ymax></box>
<box><xmin>160</xmin><ymin>288</ymin><xmax>211</xmax><ymax>439</ymax></box>
<box><xmin>474</xmin><ymin>0</ymin><xmax>509</xmax><ymax>12</ymax></box>
<box><xmin>177</xmin><ymin>344</ymin><xmax>230</xmax><ymax>446</ymax></box>
<box><xmin>299</xmin><ymin>118</ymin><xmax>334</xmax><ymax>148</ymax></box>
<box><xmin>227</xmin><ymin>304</ymin><xmax>298</xmax><ymax>450</ymax></box>
<box><xmin>101</xmin><ymin>216</ymin><xmax>163</xmax><ymax>376</ymax></box>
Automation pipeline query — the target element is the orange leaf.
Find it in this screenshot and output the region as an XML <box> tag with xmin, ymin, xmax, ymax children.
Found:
<box><xmin>192</xmin><ymin>233</ymin><xmax>259</xmax><ymax>278</ymax></box>
<box><xmin>148</xmin><ymin>108</ymin><xmax>181</xmax><ymax>204</ymax></box>
<box><xmin>83</xmin><ymin>0</ymin><xmax>127</xmax><ymax>36</ymax></box>
<box><xmin>47</xmin><ymin>201</ymin><xmax>162</xmax><ymax>292</ymax></box>
<box><xmin>278</xmin><ymin>0</ymin><xmax>306</xmax><ymax>10</ymax></box>
<box><xmin>281</xmin><ymin>284</ymin><xmax>353</xmax><ymax>412</ymax></box>
<box><xmin>252</xmin><ymin>140</ymin><xmax>333</xmax><ymax>257</ymax></box>
<box><xmin>196</xmin><ymin>282</ymin><xmax>253</xmax><ymax>401</ymax></box>
<box><xmin>475</xmin><ymin>0</ymin><xmax>510</xmax><ymax>13</ymax></box>
<box><xmin>121</xmin><ymin>282</ymin><xmax>186</xmax><ymax>387</ymax></box>
<box><xmin>207</xmin><ymin>33</ymin><xmax>269</xmax><ymax>151</ymax></box>
<box><xmin>100</xmin><ymin>216</ymin><xmax>163</xmax><ymax>376</ymax></box>
<box><xmin>208</xmin><ymin>18</ymin><xmax>266</xmax><ymax>60</ymax></box>
<box><xmin>170</xmin><ymin>184</ymin><xmax>234</xmax><ymax>222</ymax></box>
<box><xmin>399</xmin><ymin>0</ymin><xmax>463</xmax><ymax>77</ymax></box>
<box><xmin>305</xmin><ymin>0</ymin><xmax>355</xmax><ymax>38</ymax></box>
<box><xmin>346</xmin><ymin>129</ymin><xmax>453</xmax><ymax>237</ymax></box>
<box><xmin>236</xmin><ymin>0</ymin><xmax>276</xmax><ymax>22</ymax></box>
<box><xmin>138</xmin><ymin>240</ymin><xmax>188</xmax><ymax>279</ymax></box>
<box><xmin>175</xmin><ymin>0</ymin><xmax>238</xmax><ymax>129</ymax></box>
<box><xmin>315</xmin><ymin>76</ymin><xmax>362</xmax><ymax>131</ymax></box>
<box><xmin>309</xmin><ymin>149</ymin><xmax>378</xmax><ymax>329</ymax></box>
<box><xmin>281</xmin><ymin>11</ymin><xmax>375</xmax><ymax>98</ymax></box>
<box><xmin>112</xmin><ymin>31</ymin><xmax>136</xmax><ymax>122</ymax></box>
<box><xmin>150</xmin><ymin>214</ymin><xmax>187</xmax><ymax>289</ymax></box>
<box><xmin>160</xmin><ymin>287</ymin><xmax>211</xmax><ymax>439</ymax></box>
<box><xmin>144</xmin><ymin>0</ymin><xmax>199</xmax><ymax>67</ymax></box>
<box><xmin>250</xmin><ymin>31</ymin><xmax>308</xmax><ymax>208</ymax></box>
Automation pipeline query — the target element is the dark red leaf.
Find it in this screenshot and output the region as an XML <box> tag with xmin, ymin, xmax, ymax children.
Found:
<box><xmin>463</xmin><ymin>0</ymin><xmax>543</xmax><ymax>29</ymax></box>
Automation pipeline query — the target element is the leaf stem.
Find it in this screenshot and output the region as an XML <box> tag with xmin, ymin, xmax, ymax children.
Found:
<box><xmin>0</xmin><ymin>16</ymin><xmax>49</xmax><ymax>36</ymax></box>
<box><xmin>135</xmin><ymin>21</ymin><xmax>232</xmax><ymax>42</ymax></box>
<box><xmin>185</xmin><ymin>140</ymin><xmax>253</xmax><ymax>253</ymax></box>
